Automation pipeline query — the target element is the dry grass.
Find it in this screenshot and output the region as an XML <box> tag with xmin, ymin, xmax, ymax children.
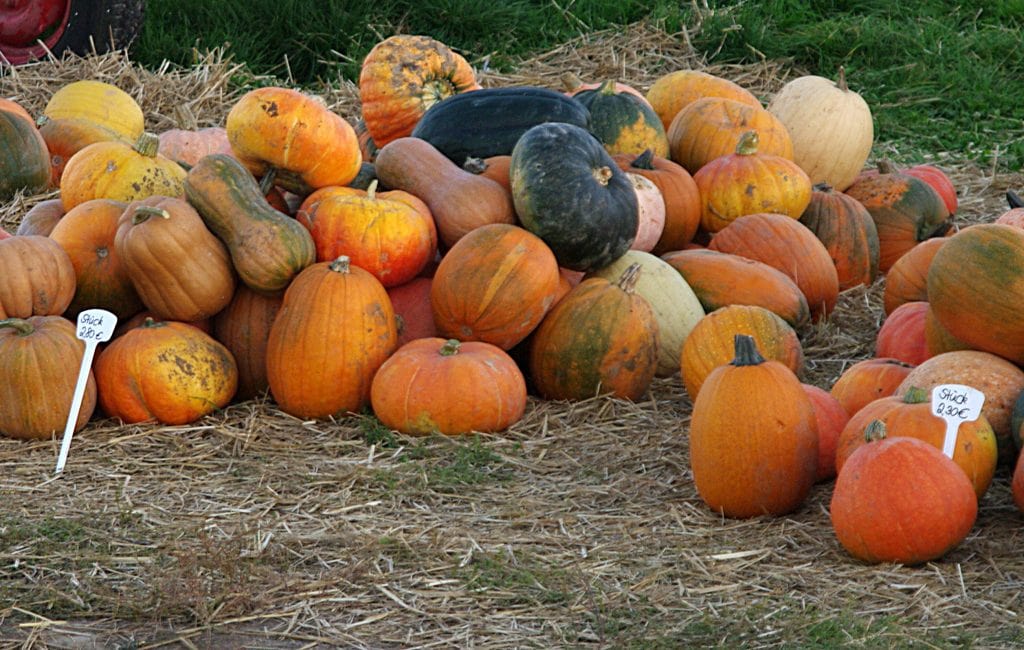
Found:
<box><xmin>3</xmin><ymin>20</ymin><xmax>1024</xmax><ymax>650</ymax></box>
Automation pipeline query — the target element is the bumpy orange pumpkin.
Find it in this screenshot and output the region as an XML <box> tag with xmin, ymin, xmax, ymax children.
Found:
<box><xmin>265</xmin><ymin>256</ymin><xmax>398</xmax><ymax>419</ymax></box>
<box><xmin>359</xmin><ymin>34</ymin><xmax>481</xmax><ymax>148</ymax></box>
<box><xmin>689</xmin><ymin>334</ymin><xmax>818</xmax><ymax>518</ymax></box>
<box><xmin>95</xmin><ymin>318</ymin><xmax>238</xmax><ymax>425</ymax></box>
<box><xmin>0</xmin><ymin>316</ymin><xmax>96</xmax><ymax>440</ymax></box>
<box><xmin>371</xmin><ymin>338</ymin><xmax>527</xmax><ymax>436</ymax></box>
<box><xmin>226</xmin><ymin>86</ymin><xmax>362</xmax><ymax>192</ymax></box>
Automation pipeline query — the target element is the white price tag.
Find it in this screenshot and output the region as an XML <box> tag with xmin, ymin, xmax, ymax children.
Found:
<box><xmin>930</xmin><ymin>384</ymin><xmax>985</xmax><ymax>459</ymax></box>
<box><xmin>55</xmin><ymin>309</ymin><xmax>117</xmax><ymax>474</ymax></box>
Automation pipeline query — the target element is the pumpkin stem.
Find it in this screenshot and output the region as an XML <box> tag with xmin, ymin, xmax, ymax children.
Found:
<box><xmin>616</xmin><ymin>262</ymin><xmax>643</xmax><ymax>293</ymax></box>
<box><xmin>730</xmin><ymin>334</ymin><xmax>765</xmax><ymax>367</ymax></box>
<box><xmin>813</xmin><ymin>182</ymin><xmax>834</xmax><ymax>193</ymax></box>
<box><xmin>463</xmin><ymin>157</ymin><xmax>487</xmax><ymax>175</ymax></box>
<box><xmin>1007</xmin><ymin>189</ymin><xmax>1024</xmax><ymax>210</ymax></box>
<box><xmin>735</xmin><ymin>130</ymin><xmax>759</xmax><ymax>156</ymax></box>
<box><xmin>903</xmin><ymin>386</ymin><xmax>930</xmax><ymax>404</ymax></box>
<box><xmin>134</xmin><ymin>132</ymin><xmax>161</xmax><ymax>158</ymax></box>
<box><xmin>631</xmin><ymin>149</ymin><xmax>656</xmax><ymax>170</ymax></box>
<box><xmin>329</xmin><ymin>255</ymin><xmax>351</xmax><ymax>274</ymax></box>
<box><xmin>593</xmin><ymin>165</ymin><xmax>613</xmax><ymax>187</ymax></box>
<box><xmin>876</xmin><ymin>160</ymin><xmax>896</xmax><ymax>175</ymax></box>
<box><xmin>440</xmin><ymin>339</ymin><xmax>461</xmax><ymax>356</ymax></box>
<box><xmin>141</xmin><ymin>316</ymin><xmax>166</xmax><ymax>328</ymax></box>
<box><xmin>598</xmin><ymin>79</ymin><xmax>617</xmax><ymax>95</ymax></box>
<box><xmin>0</xmin><ymin>318</ymin><xmax>34</xmax><ymax>336</ymax></box>
<box><xmin>259</xmin><ymin>168</ymin><xmax>278</xmax><ymax>196</ymax></box>
<box><xmin>864</xmin><ymin>419</ymin><xmax>887</xmax><ymax>443</ymax></box>
<box><xmin>560</xmin><ymin>71</ymin><xmax>584</xmax><ymax>93</ymax></box>
<box><xmin>131</xmin><ymin>205</ymin><xmax>171</xmax><ymax>224</ymax></box>
<box><xmin>366</xmin><ymin>179</ymin><xmax>378</xmax><ymax>200</ymax></box>
<box><xmin>837</xmin><ymin>65</ymin><xmax>849</xmax><ymax>92</ymax></box>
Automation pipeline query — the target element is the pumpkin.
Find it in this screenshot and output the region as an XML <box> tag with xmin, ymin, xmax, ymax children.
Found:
<box><xmin>463</xmin><ymin>155</ymin><xmax>512</xmax><ymax>192</ymax></box>
<box><xmin>802</xmin><ymin>383</ymin><xmax>849</xmax><ymax>482</ymax></box>
<box><xmin>265</xmin><ymin>256</ymin><xmax>398</xmax><ymax>419</ymax></box>
<box><xmin>875</xmin><ymin>301</ymin><xmax>930</xmax><ymax>366</ymax></box>
<box><xmin>644</xmin><ymin>70</ymin><xmax>761</xmax><ymax>133</ymax></box>
<box><xmin>843</xmin><ymin>162</ymin><xmax>951</xmax><ymax>272</ymax></box>
<box><xmin>430</xmin><ymin>223</ymin><xmax>560</xmax><ymax>350</ymax></box>
<box><xmin>211</xmin><ymin>284</ymin><xmax>283</xmax><ymax>402</ymax></box>
<box><xmin>626</xmin><ymin>173</ymin><xmax>666</xmax><ymax>252</ymax></box>
<box><xmin>184</xmin><ymin>153</ymin><xmax>316</xmax><ymax>294</ymax></box>
<box><xmin>927</xmin><ymin>224</ymin><xmax>1024</xmax><ymax>364</ymax></box>
<box><xmin>37</xmin><ymin>79</ymin><xmax>145</xmax><ymax>185</ymax></box>
<box><xmin>662</xmin><ymin>248</ymin><xmax>809</xmax><ymax>328</ymax></box>
<box><xmin>114</xmin><ymin>196</ymin><xmax>236</xmax><ymax>322</ymax></box>
<box><xmin>798</xmin><ymin>183</ymin><xmax>880</xmax><ymax>290</ymax></box>
<box><xmin>226</xmin><ymin>87</ymin><xmax>362</xmax><ymax>193</ymax></box>
<box><xmin>359</xmin><ymin>34</ymin><xmax>481</xmax><ymax>147</ymax></box>
<box><xmin>586</xmin><ymin>250</ymin><xmax>705</xmax><ymax>377</ymax></box>
<box><xmin>59</xmin><ymin>132</ymin><xmax>189</xmax><ymax>211</ymax></box>
<box><xmin>529</xmin><ymin>263</ymin><xmax>659</xmax><ymax>401</ymax></box>
<box><xmin>612</xmin><ymin>149</ymin><xmax>701</xmax><ymax>254</ymax></box>
<box><xmin>831</xmin><ymin>424</ymin><xmax>977</xmax><ymax>565</ymax></box>
<box><xmin>0</xmin><ymin>316</ymin><xmax>96</xmax><ymax>440</ymax></box>
<box><xmin>375</xmin><ymin>136</ymin><xmax>515</xmax><ymax>249</ymax></box>
<box><xmin>693</xmin><ymin>130</ymin><xmax>812</xmax><ymax>233</ymax></box>
<box><xmin>157</xmin><ymin>126</ymin><xmax>233</xmax><ymax>167</ymax></box>
<box><xmin>829</xmin><ymin>357</ymin><xmax>915</xmax><ymax>417</ymax></box>
<box><xmin>410</xmin><ymin>86</ymin><xmax>591</xmax><ymax>166</ymax></box>
<box><xmin>48</xmin><ymin>198</ymin><xmax>143</xmax><ymax>319</ymax></box>
<box><xmin>296</xmin><ymin>179</ymin><xmax>437</xmax><ymax>287</ymax></box>
<box><xmin>95</xmin><ymin>318</ymin><xmax>238</xmax><ymax>425</ymax></box>
<box><xmin>561</xmin><ymin>72</ymin><xmax>651</xmax><ymax>108</ymax></box>
<box><xmin>894</xmin><ymin>349</ymin><xmax>1024</xmax><ymax>464</ymax></box>
<box><xmin>16</xmin><ymin>198</ymin><xmax>65</xmax><ymax>236</ymax></box>
<box><xmin>388</xmin><ymin>277</ymin><xmax>438</xmax><ymax>347</ymax></box>
<box><xmin>834</xmin><ymin>388</ymin><xmax>997</xmax><ymax>499</ymax></box>
<box><xmin>571</xmin><ymin>79</ymin><xmax>669</xmax><ymax>158</ymax></box>
<box><xmin>680</xmin><ymin>304</ymin><xmax>804</xmax><ymax>402</ymax></box>
<box><xmin>510</xmin><ymin>122</ymin><xmax>638</xmax><ymax>271</ymax></box>
<box><xmin>689</xmin><ymin>334</ymin><xmax>818</xmax><ymax>518</ymax></box>
<box><xmin>881</xmin><ymin>237</ymin><xmax>946</xmax><ymax>314</ymax></box>
<box><xmin>371</xmin><ymin>338</ymin><xmax>527</xmax><ymax>436</ymax></box>
<box><xmin>0</xmin><ymin>235</ymin><xmax>76</xmax><ymax>319</ymax></box>
<box><xmin>923</xmin><ymin>304</ymin><xmax>971</xmax><ymax>358</ymax></box>
<box><xmin>766</xmin><ymin>68</ymin><xmax>874</xmax><ymax>191</ymax></box>
<box><xmin>708</xmin><ymin>212</ymin><xmax>839</xmax><ymax>320</ymax></box>
<box><xmin>1012</xmin><ymin>450</ymin><xmax>1024</xmax><ymax>514</ymax></box>
<box><xmin>667</xmin><ymin>97</ymin><xmax>793</xmax><ymax>175</ymax></box>
<box><xmin>997</xmin><ymin>189</ymin><xmax>1024</xmax><ymax>227</ymax></box>
<box><xmin>0</xmin><ymin>106</ymin><xmax>50</xmax><ymax>199</ymax></box>
<box><xmin>903</xmin><ymin>164</ymin><xmax>957</xmax><ymax>216</ymax></box>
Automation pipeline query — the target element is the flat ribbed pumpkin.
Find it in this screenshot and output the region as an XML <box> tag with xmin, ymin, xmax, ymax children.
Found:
<box><xmin>529</xmin><ymin>263</ymin><xmax>659</xmax><ymax>401</ymax></box>
<box><xmin>265</xmin><ymin>256</ymin><xmax>398</xmax><ymax>420</ymax></box>
<box><xmin>927</xmin><ymin>224</ymin><xmax>1024</xmax><ymax>364</ymax></box>
<box><xmin>680</xmin><ymin>304</ymin><xmax>804</xmax><ymax>402</ymax></box>
<box><xmin>689</xmin><ymin>334</ymin><xmax>818</xmax><ymax>518</ymax></box>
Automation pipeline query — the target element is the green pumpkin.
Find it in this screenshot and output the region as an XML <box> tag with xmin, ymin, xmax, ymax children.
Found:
<box><xmin>510</xmin><ymin>122</ymin><xmax>638</xmax><ymax>272</ymax></box>
<box><xmin>572</xmin><ymin>80</ymin><xmax>670</xmax><ymax>158</ymax></box>
<box><xmin>0</xmin><ymin>110</ymin><xmax>50</xmax><ymax>200</ymax></box>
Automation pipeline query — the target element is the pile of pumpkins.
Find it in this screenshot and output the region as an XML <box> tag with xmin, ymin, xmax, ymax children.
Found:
<box><xmin>1</xmin><ymin>33</ymin><xmax>1022</xmax><ymax>566</ymax></box>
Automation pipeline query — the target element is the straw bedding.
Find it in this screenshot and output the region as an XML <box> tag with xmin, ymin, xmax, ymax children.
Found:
<box><xmin>2</xmin><ymin>20</ymin><xmax>1023</xmax><ymax>649</ymax></box>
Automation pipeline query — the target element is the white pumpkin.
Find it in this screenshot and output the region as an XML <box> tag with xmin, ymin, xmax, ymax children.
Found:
<box><xmin>767</xmin><ymin>68</ymin><xmax>873</xmax><ymax>192</ymax></box>
<box><xmin>586</xmin><ymin>250</ymin><xmax>705</xmax><ymax>377</ymax></box>
<box><xmin>626</xmin><ymin>173</ymin><xmax>666</xmax><ymax>253</ymax></box>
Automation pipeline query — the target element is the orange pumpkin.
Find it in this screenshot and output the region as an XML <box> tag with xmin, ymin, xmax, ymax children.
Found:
<box><xmin>612</xmin><ymin>149</ymin><xmax>701</xmax><ymax>253</ymax></box>
<box><xmin>265</xmin><ymin>256</ymin><xmax>398</xmax><ymax>419</ymax></box>
<box><xmin>211</xmin><ymin>285</ymin><xmax>284</xmax><ymax>402</ymax></box>
<box><xmin>645</xmin><ymin>70</ymin><xmax>761</xmax><ymax>133</ymax></box>
<box><xmin>802</xmin><ymin>383</ymin><xmax>849</xmax><ymax>482</ymax></box>
<box><xmin>371</xmin><ymin>338</ymin><xmax>527</xmax><ymax>436</ymax></box>
<box><xmin>875</xmin><ymin>301</ymin><xmax>929</xmax><ymax>366</ymax></box>
<box><xmin>359</xmin><ymin>34</ymin><xmax>481</xmax><ymax>148</ymax></box>
<box><xmin>95</xmin><ymin>318</ymin><xmax>238</xmax><ymax>425</ymax></box>
<box><xmin>882</xmin><ymin>237</ymin><xmax>946</xmax><ymax>314</ymax></box>
<box><xmin>226</xmin><ymin>86</ymin><xmax>362</xmax><ymax>192</ymax></box>
<box><xmin>16</xmin><ymin>198</ymin><xmax>65</xmax><ymax>236</ymax></box>
<box><xmin>799</xmin><ymin>183</ymin><xmax>880</xmax><ymax>290</ymax></box>
<box><xmin>388</xmin><ymin>277</ymin><xmax>438</xmax><ymax>347</ymax></box>
<box><xmin>689</xmin><ymin>334</ymin><xmax>818</xmax><ymax>518</ymax></box>
<box><xmin>0</xmin><ymin>315</ymin><xmax>96</xmax><ymax>440</ymax></box>
<box><xmin>0</xmin><ymin>235</ymin><xmax>76</xmax><ymax>319</ymax></box>
<box><xmin>157</xmin><ymin>126</ymin><xmax>233</xmax><ymax>167</ymax></box>
<box><xmin>830</xmin><ymin>357</ymin><xmax>915</xmax><ymax>417</ymax></box>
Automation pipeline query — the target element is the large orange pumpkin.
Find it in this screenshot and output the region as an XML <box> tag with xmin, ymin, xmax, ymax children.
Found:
<box><xmin>645</xmin><ymin>70</ymin><xmax>761</xmax><ymax>133</ymax></box>
<box><xmin>689</xmin><ymin>334</ymin><xmax>818</xmax><ymax>518</ymax></box>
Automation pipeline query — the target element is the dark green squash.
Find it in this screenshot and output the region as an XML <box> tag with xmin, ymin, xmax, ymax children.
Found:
<box><xmin>184</xmin><ymin>153</ymin><xmax>316</xmax><ymax>294</ymax></box>
<box><xmin>0</xmin><ymin>109</ymin><xmax>50</xmax><ymax>200</ymax></box>
<box><xmin>409</xmin><ymin>86</ymin><xmax>590</xmax><ymax>166</ymax></box>
<box><xmin>571</xmin><ymin>80</ymin><xmax>670</xmax><ymax>158</ymax></box>
<box><xmin>510</xmin><ymin>122</ymin><xmax>638</xmax><ymax>272</ymax></box>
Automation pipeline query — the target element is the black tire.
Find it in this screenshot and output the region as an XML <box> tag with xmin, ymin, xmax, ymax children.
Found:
<box><xmin>53</xmin><ymin>0</ymin><xmax>146</xmax><ymax>57</ymax></box>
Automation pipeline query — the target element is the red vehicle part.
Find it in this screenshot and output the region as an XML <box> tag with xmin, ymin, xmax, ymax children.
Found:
<box><xmin>0</xmin><ymin>0</ymin><xmax>145</xmax><ymax>65</ymax></box>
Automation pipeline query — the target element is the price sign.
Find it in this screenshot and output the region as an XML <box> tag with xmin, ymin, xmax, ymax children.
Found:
<box><xmin>55</xmin><ymin>309</ymin><xmax>117</xmax><ymax>474</ymax></box>
<box><xmin>930</xmin><ymin>384</ymin><xmax>985</xmax><ymax>459</ymax></box>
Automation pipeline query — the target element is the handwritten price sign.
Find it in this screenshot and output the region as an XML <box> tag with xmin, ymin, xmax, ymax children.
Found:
<box><xmin>930</xmin><ymin>384</ymin><xmax>985</xmax><ymax>459</ymax></box>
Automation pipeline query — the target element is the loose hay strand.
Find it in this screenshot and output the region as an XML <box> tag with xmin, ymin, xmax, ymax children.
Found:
<box><xmin>2</xmin><ymin>21</ymin><xmax>1024</xmax><ymax>649</ymax></box>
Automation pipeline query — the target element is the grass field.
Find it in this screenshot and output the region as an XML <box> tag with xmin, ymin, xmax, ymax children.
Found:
<box><xmin>134</xmin><ymin>0</ymin><xmax>1024</xmax><ymax>170</ymax></box>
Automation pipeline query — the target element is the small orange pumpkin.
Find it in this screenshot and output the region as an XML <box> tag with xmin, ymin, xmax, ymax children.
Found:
<box><xmin>830</xmin><ymin>357</ymin><xmax>915</xmax><ymax>417</ymax></box>
<box><xmin>612</xmin><ymin>149</ymin><xmax>701</xmax><ymax>253</ymax></box>
<box><xmin>0</xmin><ymin>235</ymin><xmax>76</xmax><ymax>319</ymax></box>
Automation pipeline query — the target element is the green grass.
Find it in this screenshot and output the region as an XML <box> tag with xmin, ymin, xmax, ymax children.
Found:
<box><xmin>132</xmin><ymin>1</ymin><xmax>1021</xmax><ymax>163</ymax></box>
